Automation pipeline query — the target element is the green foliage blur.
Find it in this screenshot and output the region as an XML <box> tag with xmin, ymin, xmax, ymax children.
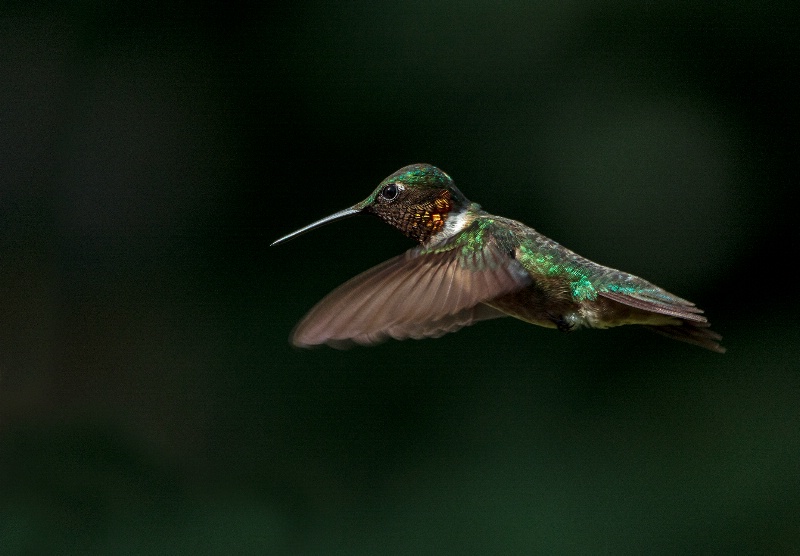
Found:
<box><xmin>1</xmin><ymin>1</ymin><xmax>798</xmax><ymax>554</ymax></box>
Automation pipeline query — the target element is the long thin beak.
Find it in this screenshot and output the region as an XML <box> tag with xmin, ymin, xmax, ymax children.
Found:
<box><xmin>271</xmin><ymin>206</ymin><xmax>362</xmax><ymax>246</ymax></box>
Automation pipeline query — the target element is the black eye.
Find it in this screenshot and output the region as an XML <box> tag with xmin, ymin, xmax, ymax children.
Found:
<box><xmin>380</xmin><ymin>183</ymin><xmax>399</xmax><ymax>201</ymax></box>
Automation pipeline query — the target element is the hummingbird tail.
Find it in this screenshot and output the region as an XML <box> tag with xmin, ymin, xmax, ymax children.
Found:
<box><xmin>644</xmin><ymin>322</ymin><xmax>726</xmax><ymax>353</ymax></box>
<box><xmin>596</xmin><ymin>290</ymin><xmax>725</xmax><ymax>353</ymax></box>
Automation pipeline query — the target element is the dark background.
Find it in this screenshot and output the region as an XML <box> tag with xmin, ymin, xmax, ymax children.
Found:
<box><xmin>2</xmin><ymin>2</ymin><xmax>799</xmax><ymax>554</ymax></box>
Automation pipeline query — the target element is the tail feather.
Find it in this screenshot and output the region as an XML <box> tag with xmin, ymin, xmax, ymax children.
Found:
<box><xmin>597</xmin><ymin>290</ymin><xmax>724</xmax><ymax>353</ymax></box>
<box><xmin>599</xmin><ymin>290</ymin><xmax>706</xmax><ymax>322</ymax></box>
<box><xmin>644</xmin><ymin>322</ymin><xmax>726</xmax><ymax>353</ymax></box>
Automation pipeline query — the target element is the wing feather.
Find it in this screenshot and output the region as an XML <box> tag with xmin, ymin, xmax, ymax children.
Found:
<box><xmin>291</xmin><ymin>223</ymin><xmax>530</xmax><ymax>347</ymax></box>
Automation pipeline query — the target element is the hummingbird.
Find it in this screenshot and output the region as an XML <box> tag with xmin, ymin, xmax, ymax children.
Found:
<box><xmin>271</xmin><ymin>164</ymin><xmax>725</xmax><ymax>353</ymax></box>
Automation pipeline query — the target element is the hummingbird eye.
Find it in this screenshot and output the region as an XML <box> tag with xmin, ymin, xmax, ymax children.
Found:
<box><xmin>380</xmin><ymin>183</ymin><xmax>400</xmax><ymax>201</ymax></box>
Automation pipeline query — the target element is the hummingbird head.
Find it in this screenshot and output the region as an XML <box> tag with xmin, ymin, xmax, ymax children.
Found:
<box><xmin>357</xmin><ymin>164</ymin><xmax>471</xmax><ymax>243</ymax></box>
<box><xmin>271</xmin><ymin>164</ymin><xmax>473</xmax><ymax>246</ymax></box>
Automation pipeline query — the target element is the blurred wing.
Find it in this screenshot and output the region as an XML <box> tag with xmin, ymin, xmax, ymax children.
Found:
<box><xmin>323</xmin><ymin>303</ymin><xmax>508</xmax><ymax>349</ymax></box>
<box><xmin>291</xmin><ymin>229</ymin><xmax>530</xmax><ymax>347</ymax></box>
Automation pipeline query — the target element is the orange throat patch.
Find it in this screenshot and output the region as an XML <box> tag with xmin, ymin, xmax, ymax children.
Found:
<box><xmin>411</xmin><ymin>191</ymin><xmax>452</xmax><ymax>241</ymax></box>
<box><xmin>427</xmin><ymin>194</ymin><xmax>452</xmax><ymax>233</ymax></box>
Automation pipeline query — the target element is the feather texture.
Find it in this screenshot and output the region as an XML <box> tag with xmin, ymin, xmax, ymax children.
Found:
<box><xmin>291</xmin><ymin>227</ymin><xmax>530</xmax><ymax>347</ymax></box>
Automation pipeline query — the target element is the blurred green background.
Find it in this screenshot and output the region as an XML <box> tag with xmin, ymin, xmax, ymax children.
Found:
<box><xmin>1</xmin><ymin>1</ymin><xmax>798</xmax><ymax>554</ymax></box>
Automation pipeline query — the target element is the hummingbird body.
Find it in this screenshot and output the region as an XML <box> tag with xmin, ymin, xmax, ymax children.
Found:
<box><xmin>272</xmin><ymin>164</ymin><xmax>724</xmax><ymax>353</ymax></box>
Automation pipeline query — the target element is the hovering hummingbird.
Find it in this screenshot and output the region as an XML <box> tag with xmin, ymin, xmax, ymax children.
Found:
<box><xmin>272</xmin><ymin>164</ymin><xmax>724</xmax><ymax>353</ymax></box>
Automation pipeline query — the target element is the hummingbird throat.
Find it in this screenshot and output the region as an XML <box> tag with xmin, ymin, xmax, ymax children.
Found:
<box><xmin>398</xmin><ymin>190</ymin><xmax>453</xmax><ymax>243</ymax></box>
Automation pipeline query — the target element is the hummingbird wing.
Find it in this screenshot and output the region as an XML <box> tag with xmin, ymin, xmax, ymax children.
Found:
<box><xmin>322</xmin><ymin>303</ymin><xmax>508</xmax><ymax>349</ymax></box>
<box><xmin>290</xmin><ymin>222</ymin><xmax>530</xmax><ymax>347</ymax></box>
